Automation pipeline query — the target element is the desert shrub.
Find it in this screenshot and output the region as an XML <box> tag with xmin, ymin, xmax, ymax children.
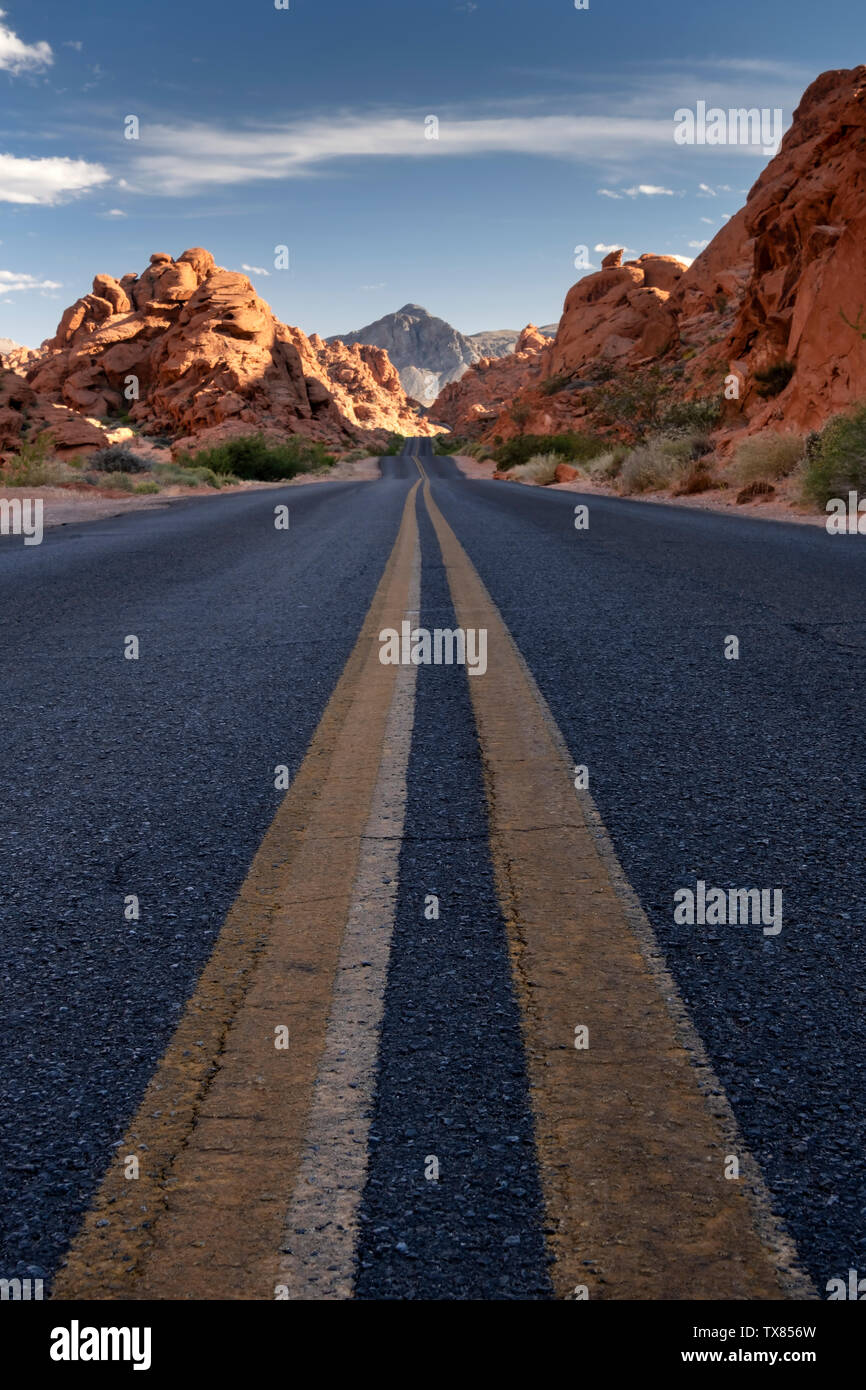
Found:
<box><xmin>99</xmin><ymin>471</ymin><xmax>136</xmax><ymax>492</ymax></box>
<box><xmin>754</xmin><ymin>360</ymin><xmax>795</xmax><ymax>399</ymax></box>
<box><xmin>675</xmin><ymin>463</ymin><xmax>718</xmax><ymax>495</ymax></box>
<box><xmin>590</xmin><ymin>369</ymin><xmax>665</xmax><ymax>437</ymax></box>
<box><xmin>618</xmin><ymin>433</ymin><xmax>697</xmax><ymax>494</ymax></box>
<box><xmin>586</xmin><ymin>447</ymin><xmax>628</xmax><ymax>481</ymax></box>
<box><xmin>89</xmin><ymin>444</ymin><xmax>151</xmax><ymax>474</ymax></box>
<box><xmin>152</xmin><ymin>462</ymin><xmax>220</xmax><ymax>488</ymax></box>
<box><xmin>661</xmin><ymin>397</ymin><xmax>722</xmax><ymax>434</ymax></box>
<box><xmin>539</xmin><ymin>374</ymin><xmax>572</xmax><ymax>396</ymax></box>
<box><xmin>508</xmin><ymin>452</ymin><xmax>569</xmax><ymax>485</ymax></box>
<box><xmin>737</xmin><ymin>479</ymin><xmax>775</xmax><ymax>504</ymax></box>
<box><xmin>733</xmin><ymin>430</ymin><xmax>805</xmax><ymax>485</ymax></box>
<box><xmin>2</xmin><ymin>431</ymin><xmax>65</xmax><ymax>486</ymax></box>
<box><xmin>134</xmin><ymin>481</ymin><xmax>161</xmax><ymax>495</ymax></box>
<box><xmin>801</xmin><ymin>404</ymin><xmax>866</xmax><ymax>507</ymax></box>
<box><xmin>492</xmin><ymin>431</ymin><xmax>604</xmax><ymax>470</ymax></box>
<box><xmin>179</xmin><ymin>433</ymin><xmax>334</xmax><ymax>481</ymax></box>
<box><xmin>433</xmin><ymin>434</ymin><xmax>466</xmax><ymax>455</ymax></box>
<box><xmin>382</xmin><ymin>433</ymin><xmax>406</xmax><ymax>456</ymax></box>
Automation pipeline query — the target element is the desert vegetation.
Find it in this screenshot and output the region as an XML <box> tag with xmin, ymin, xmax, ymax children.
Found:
<box><xmin>0</xmin><ymin>430</ymin><xmax>335</xmax><ymax>494</ymax></box>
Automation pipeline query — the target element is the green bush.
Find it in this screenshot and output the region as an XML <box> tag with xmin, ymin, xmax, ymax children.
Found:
<box><xmin>492</xmin><ymin>432</ymin><xmax>605</xmax><ymax>470</ymax></box>
<box><xmin>661</xmin><ymin>397</ymin><xmax>722</xmax><ymax>434</ymax></box>
<box><xmin>733</xmin><ymin>430</ymin><xmax>805</xmax><ymax>485</ymax></box>
<box><xmin>134</xmin><ymin>481</ymin><xmax>161</xmax><ymax>495</ymax></box>
<box><xmin>100</xmin><ymin>471</ymin><xmax>136</xmax><ymax>492</ymax></box>
<box><xmin>802</xmin><ymin>405</ymin><xmax>866</xmax><ymax>507</ymax></box>
<box><xmin>152</xmin><ymin>462</ymin><xmax>215</xmax><ymax>489</ymax></box>
<box><xmin>2</xmin><ymin>431</ymin><xmax>64</xmax><ymax>486</ymax></box>
<box><xmin>433</xmin><ymin>434</ymin><xmax>466</xmax><ymax>455</ymax></box>
<box><xmin>382</xmin><ymin>433</ymin><xmax>406</xmax><ymax>456</ymax></box>
<box><xmin>590</xmin><ymin>370</ymin><xmax>664</xmax><ymax>436</ymax></box>
<box><xmin>178</xmin><ymin>432</ymin><xmax>335</xmax><ymax>481</ymax></box>
<box><xmin>90</xmin><ymin>444</ymin><xmax>151</xmax><ymax>474</ymax></box>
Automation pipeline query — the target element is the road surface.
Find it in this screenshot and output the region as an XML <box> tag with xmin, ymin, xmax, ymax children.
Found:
<box><xmin>1</xmin><ymin>438</ymin><xmax>863</xmax><ymax>1300</ymax></box>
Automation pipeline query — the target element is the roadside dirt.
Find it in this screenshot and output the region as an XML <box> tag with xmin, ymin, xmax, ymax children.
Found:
<box><xmin>452</xmin><ymin>455</ymin><xmax>828</xmax><ymax>529</ymax></box>
<box><xmin>0</xmin><ymin>458</ymin><xmax>381</xmax><ymax>529</ymax></box>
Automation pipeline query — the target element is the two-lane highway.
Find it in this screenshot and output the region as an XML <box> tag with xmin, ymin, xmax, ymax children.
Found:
<box><xmin>1</xmin><ymin>440</ymin><xmax>863</xmax><ymax>1298</ymax></box>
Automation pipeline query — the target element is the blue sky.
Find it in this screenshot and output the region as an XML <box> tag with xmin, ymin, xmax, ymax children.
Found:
<box><xmin>0</xmin><ymin>0</ymin><xmax>860</xmax><ymax>346</ymax></box>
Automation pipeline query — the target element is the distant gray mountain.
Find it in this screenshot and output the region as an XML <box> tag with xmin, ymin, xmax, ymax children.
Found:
<box><xmin>329</xmin><ymin>305</ymin><xmax>554</xmax><ymax>404</ymax></box>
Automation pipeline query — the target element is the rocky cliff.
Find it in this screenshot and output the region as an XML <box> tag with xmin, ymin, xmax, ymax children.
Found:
<box><xmin>436</xmin><ymin>66</ymin><xmax>866</xmax><ymax>446</ymax></box>
<box><xmin>24</xmin><ymin>249</ymin><xmax>434</xmax><ymax>451</ymax></box>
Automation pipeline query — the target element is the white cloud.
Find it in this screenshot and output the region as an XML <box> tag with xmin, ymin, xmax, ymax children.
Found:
<box><xmin>0</xmin><ymin>269</ymin><xmax>62</xmax><ymax>293</ymax></box>
<box><xmin>699</xmin><ymin>216</ymin><xmax>715</xmax><ymax>224</ymax></box>
<box><xmin>106</xmin><ymin>207</ymin><xmax>126</xmax><ymax>217</ymax></box>
<box><xmin>0</xmin><ymin>9</ymin><xmax>52</xmax><ymax>73</ymax></box>
<box><xmin>125</xmin><ymin>112</ymin><xmax>678</xmax><ymax>194</ymax></box>
<box><xmin>241</xmin><ymin>263</ymin><xmax>270</xmax><ymax>276</ymax></box>
<box><xmin>360</xmin><ymin>282</ymin><xmax>386</xmax><ymax>290</ymax></box>
<box><xmin>0</xmin><ymin>152</ymin><xmax>109</xmax><ymax>204</ymax></box>
<box><xmin>594</xmin><ymin>242</ymin><xmax>634</xmax><ymax>255</ymax></box>
<box><xmin>688</xmin><ymin>239</ymin><xmax>710</xmax><ymax>249</ymax></box>
<box><xmin>597</xmin><ymin>188</ymin><xmax>622</xmax><ymax>199</ymax></box>
<box><xmin>623</xmin><ymin>184</ymin><xmax>675</xmax><ymax>197</ymax></box>
<box><xmin>63</xmin><ymin>40</ymin><xmax>83</xmax><ymax>51</ymax></box>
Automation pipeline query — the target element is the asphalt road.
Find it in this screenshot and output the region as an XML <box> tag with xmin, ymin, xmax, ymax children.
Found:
<box><xmin>1</xmin><ymin>441</ymin><xmax>863</xmax><ymax>1296</ymax></box>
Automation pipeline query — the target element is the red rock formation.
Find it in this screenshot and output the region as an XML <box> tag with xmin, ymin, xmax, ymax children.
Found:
<box><xmin>0</xmin><ymin>368</ymin><xmax>109</xmax><ymax>459</ymax></box>
<box><xmin>28</xmin><ymin>249</ymin><xmax>434</xmax><ymax>449</ymax></box>
<box><xmin>433</xmin><ymin>325</ymin><xmax>549</xmax><ymax>435</ymax></box>
<box><xmin>0</xmin><ymin>345</ymin><xmax>41</xmax><ymax>375</ymax></box>
<box><xmin>548</xmin><ymin>252</ymin><xmax>687</xmax><ymax>375</ymax></box>
<box><xmin>439</xmin><ymin>67</ymin><xmax>866</xmax><ymax>447</ymax></box>
<box><xmin>714</xmin><ymin>65</ymin><xmax>866</xmax><ymax>431</ymax></box>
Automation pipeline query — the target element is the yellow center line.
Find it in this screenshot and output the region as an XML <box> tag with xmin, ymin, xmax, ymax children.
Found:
<box><xmin>421</xmin><ymin>478</ymin><xmax>813</xmax><ymax>1301</ymax></box>
<box><xmin>54</xmin><ymin>481</ymin><xmax>421</xmax><ymax>1300</ymax></box>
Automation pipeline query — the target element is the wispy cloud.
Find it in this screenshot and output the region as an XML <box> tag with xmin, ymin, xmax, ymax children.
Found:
<box><xmin>0</xmin><ymin>152</ymin><xmax>109</xmax><ymax>204</ymax></box>
<box><xmin>0</xmin><ymin>9</ymin><xmax>52</xmax><ymax>74</ymax></box>
<box><xmin>241</xmin><ymin>262</ymin><xmax>270</xmax><ymax>276</ymax></box>
<box><xmin>125</xmin><ymin>112</ymin><xmax>681</xmax><ymax>194</ymax></box>
<box><xmin>0</xmin><ymin>269</ymin><xmax>62</xmax><ymax>293</ymax></box>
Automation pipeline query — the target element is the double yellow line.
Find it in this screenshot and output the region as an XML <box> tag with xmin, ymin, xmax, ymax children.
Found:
<box><xmin>55</xmin><ymin>468</ymin><xmax>812</xmax><ymax>1301</ymax></box>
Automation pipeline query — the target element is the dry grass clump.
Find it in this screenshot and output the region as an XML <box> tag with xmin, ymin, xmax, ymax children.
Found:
<box><xmin>507</xmin><ymin>452</ymin><xmax>570</xmax><ymax>485</ymax></box>
<box><xmin>732</xmin><ymin>430</ymin><xmax>805</xmax><ymax>485</ymax></box>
